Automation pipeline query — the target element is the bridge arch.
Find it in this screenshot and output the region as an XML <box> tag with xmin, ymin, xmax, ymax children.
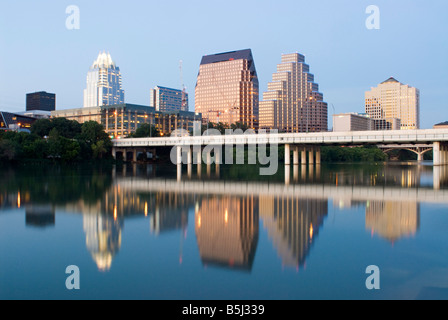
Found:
<box><xmin>380</xmin><ymin>145</ymin><xmax>433</xmax><ymax>161</ymax></box>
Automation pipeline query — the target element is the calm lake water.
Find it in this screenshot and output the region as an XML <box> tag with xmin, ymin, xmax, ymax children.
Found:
<box><xmin>1</xmin><ymin>162</ymin><xmax>448</xmax><ymax>300</ymax></box>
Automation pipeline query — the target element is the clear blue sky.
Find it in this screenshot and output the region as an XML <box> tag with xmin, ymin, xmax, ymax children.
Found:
<box><xmin>0</xmin><ymin>0</ymin><xmax>447</xmax><ymax>129</ymax></box>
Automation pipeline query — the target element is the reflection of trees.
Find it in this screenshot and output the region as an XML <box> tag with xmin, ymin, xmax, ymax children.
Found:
<box><xmin>195</xmin><ymin>196</ymin><xmax>259</xmax><ymax>272</ymax></box>
<box><xmin>0</xmin><ymin>163</ymin><xmax>113</xmax><ymax>206</ymax></box>
<box><xmin>260</xmin><ymin>196</ymin><xmax>328</xmax><ymax>268</ymax></box>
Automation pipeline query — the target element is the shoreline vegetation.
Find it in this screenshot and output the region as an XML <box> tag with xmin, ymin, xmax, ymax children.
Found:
<box><xmin>0</xmin><ymin>119</ymin><xmax>432</xmax><ymax>164</ymax></box>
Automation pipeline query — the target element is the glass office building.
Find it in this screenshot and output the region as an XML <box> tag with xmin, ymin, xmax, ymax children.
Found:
<box><xmin>195</xmin><ymin>49</ymin><xmax>259</xmax><ymax>129</ymax></box>
<box><xmin>52</xmin><ymin>104</ymin><xmax>201</xmax><ymax>139</ymax></box>
<box><xmin>26</xmin><ymin>91</ymin><xmax>56</xmax><ymax>112</ymax></box>
<box><xmin>150</xmin><ymin>86</ymin><xmax>188</xmax><ymax>113</ymax></box>
<box><xmin>259</xmin><ymin>53</ymin><xmax>328</xmax><ymax>133</ymax></box>
<box><xmin>365</xmin><ymin>77</ymin><xmax>420</xmax><ymax>130</ymax></box>
<box><xmin>83</xmin><ymin>52</ymin><xmax>125</xmax><ymax>108</ymax></box>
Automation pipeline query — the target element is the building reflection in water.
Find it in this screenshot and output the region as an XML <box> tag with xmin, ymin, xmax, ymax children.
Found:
<box><xmin>195</xmin><ymin>196</ymin><xmax>259</xmax><ymax>272</ymax></box>
<box><xmin>260</xmin><ymin>196</ymin><xmax>328</xmax><ymax>269</ymax></box>
<box><xmin>25</xmin><ymin>205</ymin><xmax>55</xmax><ymax>228</ymax></box>
<box><xmin>83</xmin><ymin>213</ymin><xmax>123</xmax><ymax>272</ymax></box>
<box><xmin>149</xmin><ymin>192</ymin><xmax>189</xmax><ymax>235</ymax></box>
<box><xmin>1</xmin><ymin>162</ymin><xmax>447</xmax><ymax>274</ymax></box>
<box><xmin>366</xmin><ymin>201</ymin><xmax>420</xmax><ymax>243</ymax></box>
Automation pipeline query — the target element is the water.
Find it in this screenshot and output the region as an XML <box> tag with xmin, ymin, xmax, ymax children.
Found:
<box><xmin>1</xmin><ymin>162</ymin><xmax>448</xmax><ymax>300</ymax></box>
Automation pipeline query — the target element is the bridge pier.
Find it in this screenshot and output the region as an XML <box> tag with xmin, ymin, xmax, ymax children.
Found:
<box><xmin>293</xmin><ymin>147</ymin><xmax>299</xmax><ymax>165</ymax></box>
<box><xmin>308</xmin><ymin>146</ymin><xmax>314</xmax><ymax>165</ymax></box>
<box><xmin>316</xmin><ymin>147</ymin><xmax>321</xmax><ymax>165</ymax></box>
<box><xmin>285</xmin><ymin>144</ymin><xmax>291</xmax><ymax>165</ymax></box>
<box><xmin>434</xmin><ymin>142</ymin><xmax>448</xmax><ymax>166</ymax></box>
<box><xmin>301</xmin><ymin>147</ymin><xmax>307</xmax><ymax>166</ymax></box>
<box><xmin>285</xmin><ymin>145</ymin><xmax>321</xmax><ymax>166</ymax></box>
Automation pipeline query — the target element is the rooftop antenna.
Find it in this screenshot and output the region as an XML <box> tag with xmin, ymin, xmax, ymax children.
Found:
<box><xmin>180</xmin><ymin>60</ymin><xmax>187</xmax><ymax>111</ymax></box>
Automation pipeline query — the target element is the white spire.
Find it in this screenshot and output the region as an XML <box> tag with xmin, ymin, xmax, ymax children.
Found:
<box><xmin>91</xmin><ymin>51</ymin><xmax>116</xmax><ymax>69</ymax></box>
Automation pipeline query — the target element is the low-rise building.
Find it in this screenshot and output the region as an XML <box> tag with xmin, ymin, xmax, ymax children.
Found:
<box><xmin>51</xmin><ymin>104</ymin><xmax>201</xmax><ymax>138</ymax></box>
<box><xmin>333</xmin><ymin>113</ymin><xmax>373</xmax><ymax>132</ymax></box>
<box><xmin>0</xmin><ymin>111</ymin><xmax>37</xmax><ymax>132</ymax></box>
<box><xmin>333</xmin><ymin>113</ymin><xmax>401</xmax><ymax>132</ymax></box>
<box><xmin>434</xmin><ymin>121</ymin><xmax>448</xmax><ymax>129</ymax></box>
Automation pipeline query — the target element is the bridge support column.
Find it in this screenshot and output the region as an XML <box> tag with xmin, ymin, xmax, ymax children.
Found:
<box><xmin>293</xmin><ymin>146</ymin><xmax>300</xmax><ymax>165</ymax></box>
<box><xmin>112</xmin><ymin>148</ymin><xmax>117</xmax><ymax>160</ymax></box>
<box><xmin>434</xmin><ymin>142</ymin><xmax>441</xmax><ymax>166</ymax></box>
<box><xmin>133</xmin><ymin>149</ymin><xmax>138</xmax><ymax>163</ymax></box>
<box><xmin>187</xmin><ymin>147</ymin><xmax>192</xmax><ymax>165</ymax></box>
<box><xmin>443</xmin><ymin>144</ymin><xmax>448</xmax><ymax>165</ymax></box>
<box><xmin>308</xmin><ymin>146</ymin><xmax>314</xmax><ymax>165</ymax></box>
<box><xmin>285</xmin><ymin>144</ymin><xmax>291</xmax><ymax>165</ymax></box>
<box><xmin>315</xmin><ymin>147</ymin><xmax>321</xmax><ymax>165</ymax></box>
<box><xmin>418</xmin><ymin>153</ymin><xmax>424</xmax><ymax>162</ymax></box>
<box><xmin>301</xmin><ymin>147</ymin><xmax>307</xmax><ymax>166</ymax></box>
<box><xmin>196</xmin><ymin>149</ymin><xmax>202</xmax><ymax>177</ymax></box>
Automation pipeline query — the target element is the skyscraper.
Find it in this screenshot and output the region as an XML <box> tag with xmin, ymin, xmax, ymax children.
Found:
<box><xmin>150</xmin><ymin>86</ymin><xmax>188</xmax><ymax>112</ymax></box>
<box><xmin>259</xmin><ymin>53</ymin><xmax>328</xmax><ymax>133</ymax></box>
<box><xmin>83</xmin><ymin>51</ymin><xmax>125</xmax><ymax>108</ymax></box>
<box><xmin>26</xmin><ymin>91</ymin><xmax>56</xmax><ymax>112</ymax></box>
<box><xmin>195</xmin><ymin>49</ymin><xmax>259</xmax><ymax>129</ymax></box>
<box><xmin>365</xmin><ymin>77</ymin><xmax>420</xmax><ymax>130</ymax></box>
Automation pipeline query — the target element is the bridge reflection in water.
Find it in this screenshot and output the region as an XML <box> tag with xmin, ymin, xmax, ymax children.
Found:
<box><xmin>3</xmin><ymin>163</ymin><xmax>447</xmax><ymax>272</ymax></box>
<box><xmin>72</xmin><ymin>163</ymin><xmax>445</xmax><ymax>272</ymax></box>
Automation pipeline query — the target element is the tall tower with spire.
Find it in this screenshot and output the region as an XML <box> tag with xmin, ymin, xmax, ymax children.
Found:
<box><xmin>83</xmin><ymin>51</ymin><xmax>125</xmax><ymax>108</ymax></box>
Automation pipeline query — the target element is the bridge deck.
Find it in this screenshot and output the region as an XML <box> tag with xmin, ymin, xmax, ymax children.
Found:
<box><xmin>113</xmin><ymin>129</ymin><xmax>448</xmax><ymax>148</ymax></box>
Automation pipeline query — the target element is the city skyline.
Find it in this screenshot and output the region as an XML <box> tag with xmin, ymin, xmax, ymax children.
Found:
<box><xmin>0</xmin><ymin>1</ymin><xmax>447</xmax><ymax>130</ymax></box>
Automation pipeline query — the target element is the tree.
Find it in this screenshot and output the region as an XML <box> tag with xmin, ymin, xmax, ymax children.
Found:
<box><xmin>80</xmin><ymin>121</ymin><xmax>112</xmax><ymax>159</ymax></box>
<box><xmin>0</xmin><ymin>139</ymin><xmax>19</xmax><ymax>161</ymax></box>
<box><xmin>131</xmin><ymin>124</ymin><xmax>160</xmax><ymax>138</ymax></box>
<box><xmin>47</xmin><ymin>128</ymin><xmax>63</xmax><ymax>159</ymax></box>
<box><xmin>92</xmin><ymin>140</ymin><xmax>107</xmax><ymax>159</ymax></box>
<box><xmin>31</xmin><ymin>118</ymin><xmax>81</xmax><ymax>139</ymax></box>
<box><xmin>31</xmin><ymin>119</ymin><xmax>52</xmax><ymax>137</ymax></box>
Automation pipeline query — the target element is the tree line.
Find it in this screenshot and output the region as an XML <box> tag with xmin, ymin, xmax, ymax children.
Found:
<box><xmin>0</xmin><ymin>118</ymin><xmax>112</xmax><ymax>163</ymax></box>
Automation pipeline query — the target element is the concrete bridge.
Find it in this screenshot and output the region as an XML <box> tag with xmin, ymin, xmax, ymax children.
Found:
<box><xmin>112</xmin><ymin>129</ymin><xmax>448</xmax><ymax>166</ymax></box>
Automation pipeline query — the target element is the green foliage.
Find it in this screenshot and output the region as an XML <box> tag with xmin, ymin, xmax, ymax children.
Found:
<box><xmin>130</xmin><ymin>123</ymin><xmax>160</xmax><ymax>138</ymax></box>
<box><xmin>202</xmin><ymin>122</ymin><xmax>252</xmax><ymax>135</ymax></box>
<box><xmin>31</xmin><ymin>118</ymin><xmax>81</xmax><ymax>139</ymax></box>
<box><xmin>0</xmin><ymin>118</ymin><xmax>111</xmax><ymax>163</ymax></box>
<box><xmin>321</xmin><ymin>146</ymin><xmax>387</xmax><ymax>163</ymax></box>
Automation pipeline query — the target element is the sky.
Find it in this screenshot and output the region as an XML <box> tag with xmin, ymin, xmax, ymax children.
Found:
<box><xmin>0</xmin><ymin>0</ymin><xmax>447</xmax><ymax>129</ymax></box>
